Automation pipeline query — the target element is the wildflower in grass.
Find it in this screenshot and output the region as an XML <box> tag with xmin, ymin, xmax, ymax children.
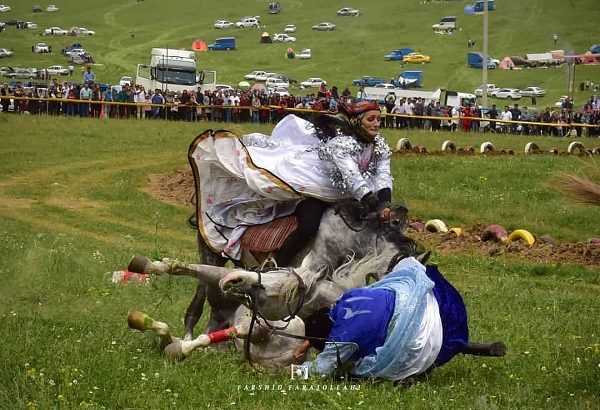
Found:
<box><xmin>154</xmin><ymin>372</ymin><xmax>159</xmax><ymax>378</ymax></box>
<box><xmin>26</xmin><ymin>368</ymin><xmax>36</xmax><ymax>380</ymax></box>
<box><xmin>49</xmin><ymin>379</ymin><xmax>55</xmax><ymax>386</ymax></box>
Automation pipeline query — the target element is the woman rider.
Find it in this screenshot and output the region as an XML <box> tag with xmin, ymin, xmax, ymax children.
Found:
<box><xmin>193</xmin><ymin>100</ymin><xmax>394</xmax><ymax>265</ymax></box>
<box><xmin>276</xmin><ymin>100</ymin><xmax>393</xmax><ymax>265</ymax></box>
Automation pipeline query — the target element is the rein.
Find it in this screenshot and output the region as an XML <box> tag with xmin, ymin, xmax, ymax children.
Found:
<box><xmin>243</xmin><ymin>267</ymin><xmax>308</xmax><ymax>365</ymax></box>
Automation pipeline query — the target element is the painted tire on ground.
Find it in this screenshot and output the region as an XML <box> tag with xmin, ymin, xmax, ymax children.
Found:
<box><xmin>567</xmin><ymin>141</ymin><xmax>585</xmax><ymax>155</ymax></box>
<box><xmin>425</xmin><ymin>219</ymin><xmax>448</xmax><ymax>233</ymax></box>
<box><xmin>549</xmin><ymin>147</ymin><xmax>559</xmax><ymax>155</ymax></box>
<box><xmin>525</xmin><ymin>142</ymin><xmax>540</xmax><ymax>154</ymax></box>
<box><xmin>537</xmin><ymin>235</ymin><xmax>557</xmax><ymax>245</ymax></box>
<box><xmin>589</xmin><ymin>238</ymin><xmax>600</xmax><ymax>244</ymax></box>
<box><xmin>396</xmin><ymin>137</ymin><xmax>412</xmax><ymax>151</ymax></box>
<box><xmin>416</xmin><ymin>145</ymin><xmax>428</xmax><ymax>154</ymax></box>
<box><xmin>481</xmin><ymin>224</ymin><xmax>508</xmax><ymax>242</ymax></box>
<box><xmin>590</xmin><ymin>147</ymin><xmax>600</xmax><ymax>155</ymax></box>
<box><xmin>508</xmin><ymin>229</ymin><xmax>535</xmax><ymax>246</ymax></box>
<box><xmin>409</xmin><ymin>221</ymin><xmax>425</xmax><ymax>232</ymax></box>
<box><xmin>442</xmin><ymin>140</ymin><xmax>457</xmax><ymax>151</ymax></box>
<box><xmin>449</xmin><ymin>227</ymin><xmax>462</xmax><ymax>236</ymax></box>
<box><xmin>501</xmin><ymin>148</ymin><xmax>515</xmax><ymax>155</ymax></box>
<box><xmin>480</xmin><ymin>141</ymin><xmax>495</xmax><ymax>153</ymax></box>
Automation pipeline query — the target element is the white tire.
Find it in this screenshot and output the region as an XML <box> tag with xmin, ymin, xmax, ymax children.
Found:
<box><xmin>524</xmin><ymin>142</ymin><xmax>540</xmax><ymax>154</ymax></box>
<box><xmin>396</xmin><ymin>137</ymin><xmax>412</xmax><ymax>151</ymax></box>
<box><xmin>424</xmin><ymin>219</ymin><xmax>448</xmax><ymax>233</ymax></box>
<box><xmin>441</xmin><ymin>140</ymin><xmax>456</xmax><ymax>151</ymax></box>
<box><xmin>480</xmin><ymin>141</ymin><xmax>495</xmax><ymax>153</ymax></box>
<box><xmin>567</xmin><ymin>141</ymin><xmax>585</xmax><ymax>155</ymax></box>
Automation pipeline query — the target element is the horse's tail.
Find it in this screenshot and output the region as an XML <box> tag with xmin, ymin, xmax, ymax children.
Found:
<box><xmin>553</xmin><ymin>172</ymin><xmax>600</xmax><ymax>206</ymax></box>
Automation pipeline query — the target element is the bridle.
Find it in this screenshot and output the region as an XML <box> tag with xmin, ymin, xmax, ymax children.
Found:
<box><xmin>242</xmin><ymin>267</ymin><xmax>308</xmax><ymax>364</ymax></box>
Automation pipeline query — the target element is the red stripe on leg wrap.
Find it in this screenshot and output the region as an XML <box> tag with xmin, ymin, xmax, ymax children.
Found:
<box><xmin>208</xmin><ymin>327</ymin><xmax>237</xmax><ymax>343</ymax></box>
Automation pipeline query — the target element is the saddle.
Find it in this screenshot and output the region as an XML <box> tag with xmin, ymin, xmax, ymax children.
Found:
<box><xmin>240</xmin><ymin>215</ymin><xmax>298</xmax><ymax>253</ymax></box>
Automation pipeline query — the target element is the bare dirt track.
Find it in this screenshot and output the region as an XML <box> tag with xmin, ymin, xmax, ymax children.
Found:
<box><xmin>145</xmin><ymin>168</ymin><xmax>600</xmax><ymax>270</ymax></box>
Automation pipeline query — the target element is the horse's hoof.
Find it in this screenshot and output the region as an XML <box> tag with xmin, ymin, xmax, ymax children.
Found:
<box><xmin>128</xmin><ymin>255</ymin><xmax>152</xmax><ymax>274</ymax></box>
<box><xmin>488</xmin><ymin>341</ymin><xmax>508</xmax><ymax>356</ymax></box>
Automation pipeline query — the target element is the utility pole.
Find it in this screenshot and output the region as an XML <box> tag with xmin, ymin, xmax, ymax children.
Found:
<box><xmin>482</xmin><ymin>0</ymin><xmax>489</xmax><ymax>107</ymax></box>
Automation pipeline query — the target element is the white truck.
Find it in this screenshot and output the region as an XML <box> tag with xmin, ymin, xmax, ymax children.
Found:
<box><xmin>135</xmin><ymin>48</ymin><xmax>217</xmax><ymax>93</ymax></box>
<box><xmin>363</xmin><ymin>86</ymin><xmax>476</xmax><ymax>109</ymax></box>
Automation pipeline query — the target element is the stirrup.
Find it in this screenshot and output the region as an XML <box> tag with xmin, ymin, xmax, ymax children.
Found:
<box><xmin>260</xmin><ymin>255</ymin><xmax>278</xmax><ymax>270</ymax></box>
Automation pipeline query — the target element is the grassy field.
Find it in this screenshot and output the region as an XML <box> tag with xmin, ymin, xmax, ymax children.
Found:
<box><xmin>0</xmin><ymin>115</ymin><xmax>599</xmax><ymax>409</ymax></box>
<box><xmin>0</xmin><ymin>0</ymin><xmax>599</xmax><ymax>105</ymax></box>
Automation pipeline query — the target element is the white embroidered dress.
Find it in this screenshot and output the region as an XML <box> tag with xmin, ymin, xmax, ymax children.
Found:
<box><xmin>189</xmin><ymin>114</ymin><xmax>392</xmax><ymax>259</ymax></box>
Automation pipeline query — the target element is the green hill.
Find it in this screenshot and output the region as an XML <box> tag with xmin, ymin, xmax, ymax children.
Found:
<box><xmin>1</xmin><ymin>0</ymin><xmax>598</xmax><ymax>105</ymax></box>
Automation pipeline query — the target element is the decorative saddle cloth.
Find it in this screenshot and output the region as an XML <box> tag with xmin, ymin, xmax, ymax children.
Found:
<box><xmin>240</xmin><ymin>215</ymin><xmax>298</xmax><ymax>253</ymax></box>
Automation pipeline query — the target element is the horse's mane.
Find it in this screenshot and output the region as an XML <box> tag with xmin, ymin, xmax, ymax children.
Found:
<box><xmin>278</xmin><ymin>249</ymin><xmax>398</xmax><ymax>307</ymax></box>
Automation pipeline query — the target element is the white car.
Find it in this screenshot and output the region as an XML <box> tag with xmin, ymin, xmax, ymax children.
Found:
<box><xmin>235</xmin><ymin>17</ymin><xmax>260</xmax><ymax>28</ymax></box>
<box><xmin>519</xmin><ymin>86</ymin><xmax>546</xmax><ymax>97</ymax></box>
<box><xmin>300</xmin><ymin>77</ymin><xmax>326</xmax><ymax>88</ymax></box>
<box><xmin>0</xmin><ymin>5</ymin><xmax>11</xmax><ymax>12</ymax></box>
<box><xmin>265</xmin><ymin>77</ymin><xmax>290</xmax><ymax>89</ymax></box>
<box><xmin>0</xmin><ymin>48</ymin><xmax>13</xmax><ymax>57</ymax></box>
<box><xmin>270</xmin><ymin>88</ymin><xmax>290</xmax><ymax>97</ymax></box>
<box><xmin>474</xmin><ymin>83</ymin><xmax>498</xmax><ymax>97</ymax></box>
<box><xmin>214</xmin><ymin>20</ymin><xmax>233</xmax><ymax>29</ymax></box>
<box><xmin>255</xmin><ymin>72</ymin><xmax>278</xmax><ymax>82</ymax></box>
<box><xmin>33</xmin><ymin>42</ymin><xmax>51</xmax><ymax>53</ymax></box>
<box><xmin>44</xmin><ymin>26</ymin><xmax>68</xmax><ymax>36</ymax></box>
<box><xmin>337</xmin><ymin>7</ymin><xmax>360</xmax><ymax>16</ymax></box>
<box><xmin>374</xmin><ymin>83</ymin><xmax>396</xmax><ymax>89</ymax></box>
<box><xmin>215</xmin><ymin>84</ymin><xmax>234</xmax><ymax>92</ymax></box>
<box><xmin>283</xmin><ymin>24</ymin><xmax>296</xmax><ymax>33</ymax></box>
<box><xmin>70</xmin><ymin>27</ymin><xmax>96</xmax><ymax>36</ymax></box>
<box><xmin>272</xmin><ymin>33</ymin><xmax>296</xmax><ymax>43</ymax></box>
<box><xmin>312</xmin><ymin>22</ymin><xmax>336</xmax><ymax>31</ymax></box>
<box><xmin>119</xmin><ymin>76</ymin><xmax>133</xmax><ymax>86</ymax></box>
<box><xmin>244</xmin><ymin>70</ymin><xmax>267</xmax><ymax>80</ymax></box>
<box><xmin>24</xmin><ymin>22</ymin><xmax>38</xmax><ymax>29</ymax></box>
<box><xmin>490</xmin><ymin>88</ymin><xmax>522</xmax><ymax>100</ymax></box>
<box><xmin>46</xmin><ymin>65</ymin><xmax>70</xmax><ymax>75</ymax></box>
<box><xmin>46</xmin><ymin>4</ymin><xmax>59</xmax><ymax>12</ymax></box>
<box><xmin>296</xmin><ymin>48</ymin><xmax>312</xmax><ymax>59</ymax></box>
<box><xmin>555</xmin><ymin>96</ymin><xmax>572</xmax><ymax>108</ymax></box>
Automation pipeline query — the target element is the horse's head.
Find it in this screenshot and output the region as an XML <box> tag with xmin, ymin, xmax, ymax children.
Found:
<box><xmin>219</xmin><ymin>268</ymin><xmax>301</xmax><ymax>322</ymax></box>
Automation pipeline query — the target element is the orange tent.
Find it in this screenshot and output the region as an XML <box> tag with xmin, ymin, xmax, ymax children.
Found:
<box><xmin>192</xmin><ymin>39</ymin><xmax>207</xmax><ymax>51</ymax></box>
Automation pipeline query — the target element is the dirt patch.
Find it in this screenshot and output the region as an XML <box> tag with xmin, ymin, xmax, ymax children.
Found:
<box><xmin>145</xmin><ymin>168</ymin><xmax>600</xmax><ymax>270</ymax></box>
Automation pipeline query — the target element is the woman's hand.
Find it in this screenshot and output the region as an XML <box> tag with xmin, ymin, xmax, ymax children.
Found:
<box><xmin>379</xmin><ymin>207</ymin><xmax>391</xmax><ymax>222</ymax></box>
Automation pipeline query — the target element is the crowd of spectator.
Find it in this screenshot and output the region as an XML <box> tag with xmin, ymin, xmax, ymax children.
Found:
<box><xmin>1</xmin><ymin>77</ymin><xmax>600</xmax><ymax>138</ymax></box>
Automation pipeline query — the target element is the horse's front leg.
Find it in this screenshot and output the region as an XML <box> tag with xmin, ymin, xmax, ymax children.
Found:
<box><xmin>183</xmin><ymin>281</ymin><xmax>207</xmax><ymax>340</ymax></box>
<box><xmin>127</xmin><ymin>255</ymin><xmax>231</xmax><ymax>283</ymax></box>
<box><xmin>462</xmin><ymin>341</ymin><xmax>508</xmax><ymax>357</ymax></box>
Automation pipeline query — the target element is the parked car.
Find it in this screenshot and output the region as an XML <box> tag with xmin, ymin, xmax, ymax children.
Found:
<box><xmin>283</xmin><ymin>24</ymin><xmax>296</xmax><ymax>33</ymax></box>
<box><xmin>214</xmin><ymin>20</ymin><xmax>233</xmax><ymax>29</ymax></box>
<box><xmin>46</xmin><ymin>65</ymin><xmax>70</xmax><ymax>75</ymax></box>
<box><xmin>33</xmin><ymin>42</ymin><xmax>51</xmax><ymax>53</ymax></box>
<box><xmin>474</xmin><ymin>85</ymin><xmax>497</xmax><ymax>97</ymax></box>
<box><xmin>373</xmin><ymin>83</ymin><xmax>396</xmax><ymax>89</ymax></box>
<box><xmin>555</xmin><ymin>96</ymin><xmax>572</xmax><ymax>108</ymax></box>
<box><xmin>337</xmin><ymin>7</ymin><xmax>360</xmax><ymax>16</ymax></box>
<box><xmin>244</xmin><ymin>70</ymin><xmax>267</xmax><ymax>80</ymax></box>
<box><xmin>43</xmin><ymin>26</ymin><xmax>68</xmax><ymax>36</ymax></box>
<box><xmin>235</xmin><ymin>17</ymin><xmax>260</xmax><ymax>28</ymax></box>
<box><xmin>402</xmin><ymin>53</ymin><xmax>431</xmax><ymax>64</ymax></box>
<box><xmin>0</xmin><ymin>5</ymin><xmax>11</xmax><ymax>12</ymax></box>
<box><xmin>254</xmin><ymin>72</ymin><xmax>278</xmax><ymax>82</ymax></box>
<box><xmin>5</xmin><ymin>68</ymin><xmax>37</xmax><ymax>79</ymax></box>
<box><xmin>490</xmin><ymin>88</ymin><xmax>522</xmax><ymax>100</ymax></box>
<box><xmin>353</xmin><ymin>76</ymin><xmax>385</xmax><ymax>87</ymax></box>
<box><xmin>46</xmin><ymin>4</ymin><xmax>59</xmax><ymax>12</ymax></box>
<box><xmin>70</xmin><ymin>27</ymin><xmax>96</xmax><ymax>36</ymax></box>
<box><xmin>0</xmin><ymin>66</ymin><xmax>12</xmax><ymax>76</ymax></box>
<box><xmin>0</xmin><ymin>48</ymin><xmax>13</xmax><ymax>57</ymax></box>
<box><xmin>32</xmin><ymin>5</ymin><xmax>42</xmax><ymax>12</ymax></box>
<box><xmin>384</xmin><ymin>48</ymin><xmax>414</xmax><ymax>61</ymax></box>
<box><xmin>24</xmin><ymin>22</ymin><xmax>38</xmax><ymax>29</ymax></box>
<box><xmin>272</xmin><ymin>33</ymin><xmax>296</xmax><ymax>43</ymax></box>
<box><xmin>119</xmin><ymin>76</ymin><xmax>133</xmax><ymax>86</ymax></box>
<box><xmin>312</xmin><ymin>22</ymin><xmax>336</xmax><ymax>31</ymax></box>
<box><xmin>300</xmin><ymin>77</ymin><xmax>326</xmax><ymax>88</ymax></box>
<box><xmin>296</xmin><ymin>48</ymin><xmax>312</xmax><ymax>59</ymax></box>
<box><xmin>265</xmin><ymin>77</ymin><xmax>290</xmax><ymax>89</ymax></box>
<box><xmin>519</xmin><ymin>86</ymin><xmax>546</xmax><ymax>97</ymax></box>
<box><xmin>215</xmin><ymin>84</ymin><xmax>234</xmax><ymax>92</ymax></box>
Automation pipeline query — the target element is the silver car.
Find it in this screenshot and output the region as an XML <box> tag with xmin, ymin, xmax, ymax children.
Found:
<box><xmin>312</xmin><ymin>22</ymin><xmax>336</xmax><ymax>31</ymax></box>
<box><xmin>490</xmin><ymin>88</ymin><xmax>522</xmax><ymax>100</ymax></box>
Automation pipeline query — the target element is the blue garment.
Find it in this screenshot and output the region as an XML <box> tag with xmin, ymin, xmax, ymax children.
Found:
<box><xmin>328</xmin><ymin>287</ymin><xmax>395</xmax><ymax>358</ymax></box>
<box><xmin>425</xmin><ymin>265</ymin><xmax>469</xmax><ymax>367</ymax></box>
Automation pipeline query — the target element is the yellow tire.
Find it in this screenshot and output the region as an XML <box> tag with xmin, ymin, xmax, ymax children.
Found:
<box><xmin>449</xmin><ymin>227</ymin><xmax>462</xmax><ymax>236</ymax></box>
<box><xmin>508</xmin><ymin>229</ymin><xmax>535</xmax><ymax>246</ymax></box>
<box><xmin>425</xmin><ymin>219</ymin><xmax>448</xmax><ymax>233</ymax></box>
